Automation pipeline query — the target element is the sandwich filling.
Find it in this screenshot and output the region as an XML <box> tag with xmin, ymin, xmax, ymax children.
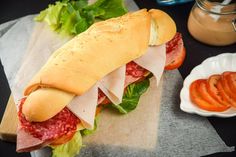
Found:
<box><xmin>17</xmin><ymin>57</ymin><xmax>161</xmax><ymax>152</ymax></box>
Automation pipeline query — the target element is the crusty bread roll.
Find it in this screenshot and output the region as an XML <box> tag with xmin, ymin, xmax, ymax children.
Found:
<box><xmin>23</xmin><ymin>88</ymin><xmax>74</xmax><ymax>122</ymax></box>
<box><xmin>24</xmin><ymin>9</ymin><xmax>151</xmax><ymax>96</ymax></box>
<box><xmin>22</xmin><ymin>9</ymin><xmax>176</xmax><ymax>122</ymax></box>
<box><xmin>149</xmin><ymin>9</ymin><xmax>176</xmax><ymax>45</ymax></box>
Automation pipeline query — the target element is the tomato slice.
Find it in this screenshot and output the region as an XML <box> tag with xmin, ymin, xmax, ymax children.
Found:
<box><xmin>190</xmin><ymin>79</ymin><xmax>228</xmax><ymax>112</ymax></box>
<box><xmin>96</xmin><ymin>105</ymin><xmax>103</xmax><ymax>116</ymax></box>
<box><xmin>221</xmin><ymin>72</ymin><xmax>236</xmax><ymax>101</ymax></box>
<box><xmin>165</xmin><ymin>32</ymin><xmax>186</xmax><ymax>70</ymax></box>
<box><xmin>197</xmin><ymin>80</ymin><xmax>229</xmax><ymax>111</ymax></box>
<box><xmin>217</xmin><ymin>78</ymin><xmax>236</xmax><ymax>108</ymax></box>
<box><xmin>227</xmin><ymin>72</ymin><xmax>236</xmax><ymax>93</ymax></box>
<box><xmin>206</xmin><ymin>75</ymin><xmax>230</xmax><ymax>107</ymax></box>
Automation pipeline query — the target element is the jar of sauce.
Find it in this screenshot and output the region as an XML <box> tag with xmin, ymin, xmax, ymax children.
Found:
<box><xmin>188</xmin><ymin>0</ymin><xmax>236</xmax><ymax>46</ymax></box>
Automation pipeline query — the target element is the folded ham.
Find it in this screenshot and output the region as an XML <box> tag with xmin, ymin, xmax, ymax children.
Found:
<box><xmin>67</xmin><ymin>84</ymin><xmax>98</xmax><ymax>129</ymax></box>
<box><xmin>99</xmin><ymin>66</ymin><xmax>126</xmax><ymax>105</ymax></box>
<box><xmin>17</xmin><ymin>127</ymin><xmax>45</xmax><ymax>152</ymax></box>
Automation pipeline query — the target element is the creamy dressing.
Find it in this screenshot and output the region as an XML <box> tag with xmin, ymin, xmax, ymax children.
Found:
<box><xmin>188</xmin><ymin>5</ymin><xmax>236</xmax><ymax>46</ymax></box>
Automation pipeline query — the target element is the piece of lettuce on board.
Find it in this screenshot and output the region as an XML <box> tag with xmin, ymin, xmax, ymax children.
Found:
<box><xmin>35</xmin><ymin>0</ymin><xmax>127</xmax><ymax>35</ymax></box>
<box><xmin>51</xmin><ymin>131</ymin><xmax>83</xmax><ymax>157</ymax></box>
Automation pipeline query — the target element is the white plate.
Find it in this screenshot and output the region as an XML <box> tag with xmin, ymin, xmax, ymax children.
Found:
<box><xmin>180</xmin><ymin>53</ymin><xmax>236</xmax><ymax>117</ymax></box>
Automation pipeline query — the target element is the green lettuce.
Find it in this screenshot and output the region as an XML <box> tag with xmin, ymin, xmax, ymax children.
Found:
<box><xmin>81</xmin><ymin>116</ymin><xmax>99</xmax><ymax>136</ymax></box>
<box><xmin>111</xmin><ymin>79</ymin><xmax>150</xmax><ymax>114</ymax></box>
<box><xmin>84</xmin><ymin>0</ymin><xmax>127</xmax><ymax>19</ymax></box>
<box><xmin>34</xmin><ymin>0</ymin><xmax>127</xmax><ymax>36</ymax></box>
<box><xmin>51</xmin><ymin>131</ymin><xmax>83</xmax><ymax>157</ymax></box>
<box><xmin>34</xmin><ymin>2</ymin><xmax>67</xmax><ymax>30</ymax></box>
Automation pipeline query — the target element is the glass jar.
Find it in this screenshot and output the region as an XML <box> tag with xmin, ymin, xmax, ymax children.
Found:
<box><xmin>187</xmin><ymin>0</ymin><xmax>236</xmax><ymax>46</ymax></box>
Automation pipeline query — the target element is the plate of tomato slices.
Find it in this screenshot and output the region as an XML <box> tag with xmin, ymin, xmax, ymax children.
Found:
<box><xmin>180</xmin><ymin>53</ymin><xmax>236</xmax><ymax>117</ymax></box>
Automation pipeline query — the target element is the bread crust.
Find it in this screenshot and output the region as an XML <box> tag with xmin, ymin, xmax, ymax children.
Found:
<box><xmin>22</xmin><ymin>88</ymin><xmax>74</xmax><ymax>122</ymax></box>
<box><xmin>24</xmin><ymin>9</ymin><xmax>151</xmax><ymax>96</ymax></box>
<box><xmin>149</xmin><ymin>9</ymin><xmax>176</xmax><ymax>45</ymax></box>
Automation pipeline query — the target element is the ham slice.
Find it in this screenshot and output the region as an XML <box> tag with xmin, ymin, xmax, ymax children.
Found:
<box><xmin>124</xmin><ymin>74</ymin><xmax>144</xmax><ymax>87</ymax></box>
<box><xmin>98</xmin><ymin>66</ymin><xmax>126</xmax><ymax>105</ymax></box>
<box><xmin>16</xmin><ymin>127</ymin><xmax>46</xmax><ymax>152</ymax></box>
<box><xmin>134</xmin><ymin>45</ymin><xmax>166</xmax><ymax>86</ymax></box>
<box><xmin>67</xmin><ymin>84</ymin><xmax>98</xmax><ymax>130</ymax></box>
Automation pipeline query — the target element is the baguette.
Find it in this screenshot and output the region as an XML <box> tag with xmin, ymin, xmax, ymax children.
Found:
<box><xmin>22</xmin><ymin>9</ymin><xmax>176</xmax><ymax>122</ymax></box>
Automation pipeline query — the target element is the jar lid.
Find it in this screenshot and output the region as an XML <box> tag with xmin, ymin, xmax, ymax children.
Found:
<box><xmin>196</xmin><ymin>0</ymin><xmax>236</xmax><ymax>15</ymax></box>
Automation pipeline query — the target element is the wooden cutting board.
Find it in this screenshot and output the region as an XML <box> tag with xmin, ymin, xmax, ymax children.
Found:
<box><xmin>0</xmin><ymin>94</ymin><xmax>18</xmax><ymax>142</ymax></box>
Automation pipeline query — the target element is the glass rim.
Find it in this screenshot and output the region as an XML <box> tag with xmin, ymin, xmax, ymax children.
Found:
<box><xmin>196</xmin><ymin>0</ymin><xmax>236</xmax><ymax>15</ymax></box>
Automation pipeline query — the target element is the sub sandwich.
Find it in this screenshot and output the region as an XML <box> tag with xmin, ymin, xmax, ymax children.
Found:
<box><xmin>16</xmin><ymin>9</ymin><xmax>184</xmax><ymax>156</ymax></box>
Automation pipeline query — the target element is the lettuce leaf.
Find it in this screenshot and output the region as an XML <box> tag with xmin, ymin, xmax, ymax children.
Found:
<box><xmin>51</xmin><ymin>131</ymin><xmax>83</xmax><ymax>157</ymax></box>
<box><xmin>35</xmin><ymin>2</ymin><xmax>67</xmax><ymax>30</ymax></box>
<box><xmin>59</xmin><ymin>3</ymin><xmax>88</xmax><ymax>35</ymax></box>
<box><xmin>34</xmin><ymin>0</ymin><xmax>127</xmax><ymax>36</ymax></box>
<box><xmin>111</xmin><ymin>79</ymin><xmax>150</xmax><ymax>114</ymax></box>
<box><xmin>84</xmin><ymin>0</ymin><xmax>127</xmax><ymax>19</ymax></box>
<box><xmin>81</xmin><ymin>116</ymin><xmax>99</xmax><ymax>136</ymax></box>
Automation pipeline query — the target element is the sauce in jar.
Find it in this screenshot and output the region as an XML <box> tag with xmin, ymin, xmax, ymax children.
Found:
<box><xmin>188</xmin><ymin>0</ymin><xmax>236</xmax><ymax>46</ymax></box>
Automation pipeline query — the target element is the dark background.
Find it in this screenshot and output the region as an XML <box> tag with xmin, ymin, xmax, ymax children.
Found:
<box><xmin>0</xmin><ymin>0</ymin><xmax>236</xmax><ymax>156</ymax></box>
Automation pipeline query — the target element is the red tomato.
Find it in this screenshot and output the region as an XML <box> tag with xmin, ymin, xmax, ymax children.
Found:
<box><xmin>227</xmin><ymin>72</ymin><xmax>236</xmax><ymax>93</ymax></box>
<box><xmin>190</xmin><ymin>79</ymin><xmax>229</xmax><ymax>112</ymax></box>
<box><xmin>165</xmin><ymin>32</ymin><xmax>186</xmax><ymax>70</ymax></box>
<box><xmin>216</xmin><ymin>78</ymin><xmax>236</xmax><ymax>108</ymax></box>
<box><xmin>206</xmin><ymin>75</ymin><xmax>230</xmax><ymax>107</ymax></box>
<box><xmin>197</xmin><ymin>80</ymin><xmax>229</xmax><ymax>111</ymax></box>
<box><xmin>221</xmin><ymin>72</ymin><xmax>236</xmax><ymax>101</ymax></box>
<box><xmin>96</xmin><ymin>105</ymin><xmax>103</xmax><ymax>116</ymax></box>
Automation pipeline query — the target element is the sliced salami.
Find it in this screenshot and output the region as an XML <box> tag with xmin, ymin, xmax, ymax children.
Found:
<box><xmin>18</xmin><ymin>98</ymin><xmax>80</xmax><ymax>143</ymax></box>
<box><xmin>98</xmin><ymin>89</ymin><xmax>107</xmax><ymax>104</ymax></box>
<box><xmin>126</xmin><ymin>61</ymin><xmax>148</xmax><ymax>78</ymax></box>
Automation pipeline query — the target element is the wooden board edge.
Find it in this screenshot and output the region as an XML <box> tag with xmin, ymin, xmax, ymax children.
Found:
<box><xmin>0</xmin><ymin>94</ymin><xmax>17</xmax><ymax>142</ymax></box>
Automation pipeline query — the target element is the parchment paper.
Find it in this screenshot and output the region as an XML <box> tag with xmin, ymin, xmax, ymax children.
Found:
<box><xmin>0</xmin><ymin>0</ymin><xmax>234</xmax><ymax>156</ymax></box>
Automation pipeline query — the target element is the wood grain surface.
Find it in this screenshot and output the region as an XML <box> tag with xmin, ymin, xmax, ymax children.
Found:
<box><xmin>0</xmin><ymin>95</ymin><xmax>18</xmax><ymax>142</ymax></box>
